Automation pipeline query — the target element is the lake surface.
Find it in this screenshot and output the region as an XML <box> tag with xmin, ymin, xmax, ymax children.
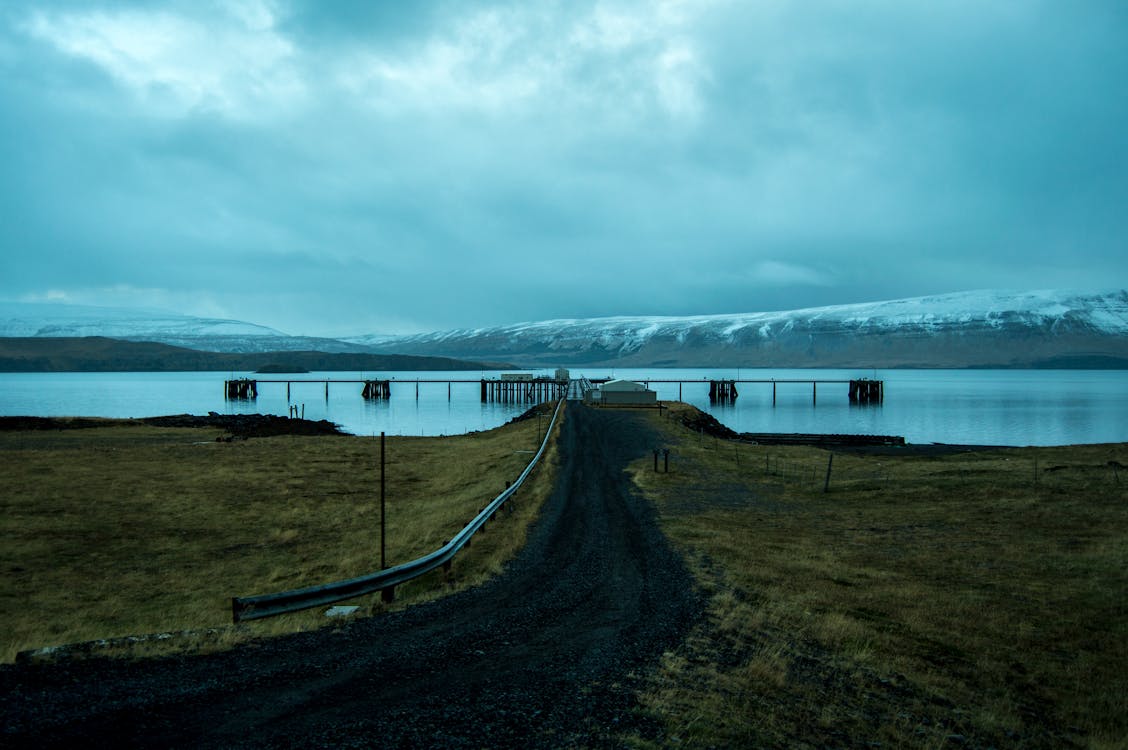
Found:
<box><xmin>0</xmin><ymin>369</ymin><xmax>1125</xmax><ymax>446</ymax></box>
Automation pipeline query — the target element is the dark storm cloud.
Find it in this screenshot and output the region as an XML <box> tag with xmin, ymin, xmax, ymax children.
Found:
<box><xmin>1</xmin><ymin>1</ymin><xmax>1125</xmax><ymax>334</ymax></box>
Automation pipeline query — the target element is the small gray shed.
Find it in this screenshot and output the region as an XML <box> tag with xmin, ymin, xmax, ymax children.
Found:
<box><xmin>594</xmin><ymin>379</ymin><xmax>657</xmax><ymax>405</ymax></box>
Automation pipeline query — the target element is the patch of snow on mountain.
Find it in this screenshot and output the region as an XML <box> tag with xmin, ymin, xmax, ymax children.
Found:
<box><xmin>366</xmin><ymin>289</ymin><xmax>1128</xmax><ymax>357</ymax></box>
<box><xmin>0</xmin><ymin>302</ymin><xmax>287</xmax><ymax>339</ymax></box>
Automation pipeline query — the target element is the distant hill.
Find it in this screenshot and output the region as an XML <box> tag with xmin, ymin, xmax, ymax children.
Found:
<box><xmin>348</xmin><ymin>289</ymin><xmax>1128</xmax><ymax>369</ymax></box>
<box><xmin>0</xmin><ymin>302</ymin><xmax>369</xmax><ymax>354</ymax></box>
<box><xmin>0</xmin><ymin>338</ymin><xmax>510</xmax><ymax>373</ymax></box>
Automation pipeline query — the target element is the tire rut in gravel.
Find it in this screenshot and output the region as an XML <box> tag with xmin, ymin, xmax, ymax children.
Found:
<box><xmin>1</xmin><ymin>404</ymin><xmax>700</xmax><ymax>748</ymax></box>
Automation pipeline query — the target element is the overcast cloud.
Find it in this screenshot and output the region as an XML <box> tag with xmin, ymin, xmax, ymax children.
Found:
<box><xmin>2</xmin><ymin>1</ymin><xmax>1126</xmax><ymax>335</ymax></box>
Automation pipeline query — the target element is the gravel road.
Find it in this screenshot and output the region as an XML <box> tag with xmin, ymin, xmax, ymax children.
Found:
<box><xmin>1</xmin><ymin>404</ymin><xmax>700</xmax><ymax>748</ymax></box>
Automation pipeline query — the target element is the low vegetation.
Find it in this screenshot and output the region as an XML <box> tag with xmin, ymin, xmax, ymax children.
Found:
<box><xmin>629</xmin><ymin>403</ymin><xmax>1127</xmax><ymax>749</ymax></box>
<box><xmin>0</xmin><ymin>403</ymin><xmax>561</xmax><ymax>663</ymax></box>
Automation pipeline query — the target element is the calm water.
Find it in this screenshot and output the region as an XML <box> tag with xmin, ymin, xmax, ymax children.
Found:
<box><xmin>0</xmin><ymin>369</ymin><xmax>1125</xmax><ymax>446</ymax></box>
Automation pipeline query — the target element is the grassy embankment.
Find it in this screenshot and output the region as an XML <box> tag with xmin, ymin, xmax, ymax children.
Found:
<box><xmin>0</xmin><ymin>403</ymin><xmax>561</xmax><ymax>663</ymax></box>
<box><xmin>628</xmin><ymin>403</ymin><xmax>1127</xmax><ymax>749</ymax></box>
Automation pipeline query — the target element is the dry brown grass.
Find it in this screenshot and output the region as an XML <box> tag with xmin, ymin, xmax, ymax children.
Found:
<box><xmin>629</xmin><ymin>403</ymin><xmax>1128</xmax><ymax>749</ymax></box>
<box><xmin>0</xmin><ymin>404</ymin><xmax>562</xmax><ymax>663</ymax></box>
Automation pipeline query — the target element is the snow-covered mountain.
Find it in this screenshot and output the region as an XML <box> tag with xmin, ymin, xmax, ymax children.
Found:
<box><xmin>351</xmin><ymin>290</ymin><xmax>1128</xmax><ymax>368</ymax></box>
<box><xmin>5</xmin><ymin>290</ymin><xmax>1127</xmax><ymax>368</ymax></box>
<box><xmin>0</xmin><ymin>303</ymin><xmax>368</xmax><ymax>354</ymax></box>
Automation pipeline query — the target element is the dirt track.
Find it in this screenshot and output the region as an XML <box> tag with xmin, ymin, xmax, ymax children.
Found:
<box><xmin>0</xmin><ymin>405</ymin><xmax>700</xmax><ymax>748</ymax></box>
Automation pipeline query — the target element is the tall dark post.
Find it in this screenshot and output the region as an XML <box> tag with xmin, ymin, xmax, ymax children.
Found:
<box><xmin>380</xmin><ymin>431</ymin><xmax>386</xmax><ymax>570</ymax></box>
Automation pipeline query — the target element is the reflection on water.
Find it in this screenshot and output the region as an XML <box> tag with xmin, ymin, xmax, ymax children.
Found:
<box><xmin>0</xmin><ymin>368</ymin><xmax>1126</xmax><ymax>446</ymax></box>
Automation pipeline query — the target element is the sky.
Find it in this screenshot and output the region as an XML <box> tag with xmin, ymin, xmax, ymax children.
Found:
<box><xmin>1</xmin><ymin>1</ymin><xmax>1126</xmax><ymax>337</ymax></box>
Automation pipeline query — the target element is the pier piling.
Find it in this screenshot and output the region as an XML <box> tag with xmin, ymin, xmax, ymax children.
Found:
<box><xmin>225</xmin><ymin>378</ymin><xmax>257</xmax><ymax>399</ymax></box>
<box><xmin>362</xmin><ymin>380</ymin><xmax>391</xmax><ymax>400</ymax></box>
<box><xmin>849</xmin><ymin>379</ymin><xmax>884</xmax><ymax>404</ymax></box>
<box><xmin>708</xmin><ymin>380</ymin><xmax>739</xmax><ymax>404</ymax></box>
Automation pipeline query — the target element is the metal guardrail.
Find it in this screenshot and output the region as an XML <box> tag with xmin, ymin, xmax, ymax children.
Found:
<box><xmin>231</xmin><ymin>397</ymin><xmax>566</xmax><ymax>622</ymax></box>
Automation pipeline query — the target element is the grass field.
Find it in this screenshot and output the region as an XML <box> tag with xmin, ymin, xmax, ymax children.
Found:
<box><xmin>629</xmin><ymin>403</ymin><xmax>1128</xmax><ymax>749</ymax></box>
<box><xmin>6</xmin><ymin>398</ymin><xmax>1127</xmax><ymax>747</ymax></box>
<box><xmin>0</xmin><ymin>404</ymin><xmax>561</xmax><ymax>663</ymax></box>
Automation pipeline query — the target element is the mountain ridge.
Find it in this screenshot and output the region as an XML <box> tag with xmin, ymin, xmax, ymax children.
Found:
<box><xmin>349</xmin><ymin>289</ymin><xmax>1128</xmax><ymax>369</ymax></box>
<box><xmin>3</xmin><ymin>289</ymin><xmax>1127</xmax><ymax>369</ymax></box>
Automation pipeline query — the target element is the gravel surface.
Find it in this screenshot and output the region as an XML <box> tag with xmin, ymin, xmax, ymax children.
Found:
<box><xmin>0</xmin><ymin>404</ymin><xmax>700</xmax><ymax>748</ymax></box>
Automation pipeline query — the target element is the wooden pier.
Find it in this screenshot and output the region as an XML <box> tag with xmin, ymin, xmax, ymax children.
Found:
<box><xmin>226</xmin><ymin>377</ymin><xmax>567</xmax><ymax>404</ymax></box>
<box><xmin>226</xmin><ymin>376</ymin><xmax>883</xmax><ymax>406</ymax></box>
<box><xmin>480</xmin><ymin>378</ymin><xmax>567</xmax><ymax>404</ymax></box>
<box><xmin>590</xmin><ymin>378</ymin><xmax>885</xmax><ymax>406</ymax></box>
